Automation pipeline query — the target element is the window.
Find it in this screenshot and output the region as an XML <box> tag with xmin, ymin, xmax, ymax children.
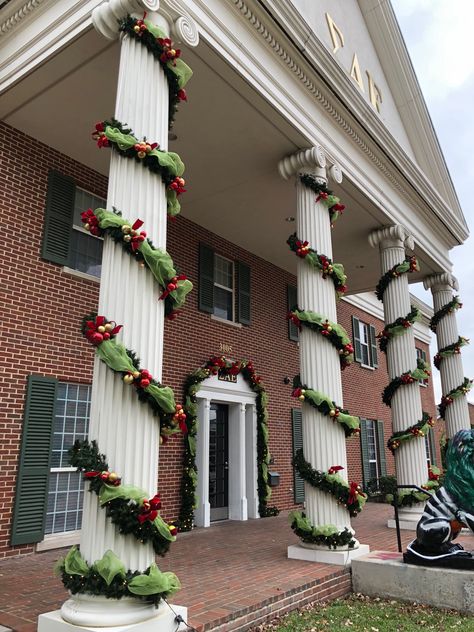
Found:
<box><xmin>198</xmin><ymin>243</ymin><xmax>251</xmax><ymax>325</ymax></box>
<box><xmin>287</xmin><ymin>285</ymin><xmax>299</xmax><ymax>342</ymax></box>
<box><xmin>416</xmin><ymin>347</ymin><xmax>428</xmax><ymax>386</ymax></box>
<box><xmin>291</xmin><ymin>408</ymin><xmax>305</xmax><ymax>503</ymax></box>
<box><xmin>425</xmin><ymin>431</ymin><xmax>437</xmax><ymax>468</ymax></box>
<box><xmin>352</xmin><ymin>317</ymin><xmax>378</xmax><ymax>368</ymax></box>
<box><xmin>360</xmin><ymin>418</ymin><xmax>386</xmax><ymax>490</ymax></box>
<box><xmin>69</xmin><ymin>188</ymin><xmax>105</xmax><ymax>278</ymax></box>
<box><xmin>44</xmin><ymin>383</ymin><xmax>91</xmax><ymax>535</ymax></box>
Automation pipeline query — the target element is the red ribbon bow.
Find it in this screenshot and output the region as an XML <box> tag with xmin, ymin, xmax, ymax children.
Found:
<box><xmin>287</xmin><ymin>311</ymin><xmax>301</xmax><ymax>330</ymax></box>
<box><xmin>84</xmin><ymin>316</ymin><xmax>122</xmax><ymax>346</ymax></box>
<box><xmin>328</xmin><ymin>465</ymin><xmax>344</xmax><ymax>475</ymax></box>
<box><xmin>138</xmin><ymin>494</ymin><xmax>162</xmax><ymax>524</ymax></box>
<box><xmin>348</xmin><ymin>481</ymin><xmax>363</xmax><ymax>505</ymax></box>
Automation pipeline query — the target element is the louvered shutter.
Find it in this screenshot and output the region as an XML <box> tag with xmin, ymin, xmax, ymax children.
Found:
<box><xmin>359</xmin><ymin>418</ymin><xmax>371</xmax><ymax>490</ymax></box>
<box><xmin>291</xmin><ymin>408</ymin><xmax>305</xmax><ymax>503</ymax></box>
<box><xmin>376</xmin><ymin>420</ymin><xmax>387</xmax><ymax>476</ymax></box>
<box><xmin>352</xmin><ymin>316</ymin><xmax>363</xmax><ymax>362</ymax></box>
<box><xmin>11</xmin><ymin>376</ymin><xmax>58</xmax><ymax>545</ymax></box>
<box><xmin>237</xmin><ymin>261</ymin><xmax>251</xmax><ymax>325</ymax></box>
<box><xmin>198</xmin><ymin>243</ymin><xmax>214</xmax><ymax>313</ymax></box>
<box><xmin>369</xmin><ymin>325</ymin><xmax>378</xmax><ymax>368</ymax></box>
<box><xmin>429</xmin><ymin>429</ymin><xmax>437</xmax><ymax>466</ymax></box>
<box><xmin>41</xmin><ymin>170</ymin><xmax>76</xmax><ymax>265</ymax></box>
<box><xmin>287</xmin><ymin>285</ymin><xmax>299</xmax><ymax>341</ymax></box>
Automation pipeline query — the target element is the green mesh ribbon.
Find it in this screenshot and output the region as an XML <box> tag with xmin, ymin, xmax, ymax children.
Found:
<box><xmin>387</xmin><ymin>412</ymin><xmax>435</xmax><ymax>453</ymax></box>
<box><xmin>434</xmin><ymin>336</ymin><xmax>469</xmax><ymax>370</ymax></box>
<box><xmin>375</xmin><ymin>256</ymin><xmax>420</xmax><ymax>302</ymax></box>
<box><xmin>382</xmin><ymin>358</ymin><xmax>431</xmax><ymax>407</ymax></box>
<box><xmin>299</xmin><ymin>174</ymin><xmax>346</xmax><ymax>226</ymax></box>
<box><xmin>378</xmin><ymin>306</ymin><xmax>421</xmax><ymax>353</ymax></box>
<box><xmin>439</xmin><ymin>377</ymin><xmax>473</xmax><ymax>418</ymax></box>
<box><xmin>289</xmin><ymin>511</ymin><xmax>356</xmax><ymax>548</ymax></box>
<box><xmin>430</xmin><ymin>295</ymin><xmax>462</xmax><ymax>332</ymax></box>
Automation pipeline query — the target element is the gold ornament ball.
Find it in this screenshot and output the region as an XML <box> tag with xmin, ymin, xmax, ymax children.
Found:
<box><xmin>123</xmin><ymin>374</ymin><xmax>134</xmax><ymax>384</ymax></box>
<box><xmin>108</xmin><ymin>472</ymin><xmax>119</xmax><ymax>482</ymax></box>
<box><xmin>299</xmin><ymin>395</ymin><xmax>305</xmax><ymax>401</ymax></box>
<box><xmin>84</xmin><ymin>223</ymin><xmax>90</xmax><ymax>231</ymax></box>
<box><xmin>104</xmin><ymin>323</ymin><xmax>113</xmax><ymax>332</ymax></box>
<box><xmin>97</xmin><ymin>325</ymin><xmax>106</xmax><ymax>334</ymax></box>
<box><xmin>122</xmin><ymin>225</ymin><xmax>131</xmax><ymax>234</ymax></box>
<box><xmin>133</xmin><ymin>371</ymin><xmax>140</xmax><ymax>379</ymax></box>
<box><xmin>124</xmin><ymin>235</ymin><xmax>132</xmax><ymax>243</ymax></box>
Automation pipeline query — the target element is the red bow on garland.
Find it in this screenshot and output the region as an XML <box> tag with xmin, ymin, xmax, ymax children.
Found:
<box><xmin>348</xmin><ymin>482</ymin><xmax>364</xmax><ymax>506</ymax></box>
<box><xmin>85</xmin><ymin>316</ymin><xmax>122</xmax><ymax>346</ymax></box>
<box><xmin>328</xmin><ymin>465</ymin><xmax>344</xmax><ymax>475</ymax></box>
<box><xmin>84</xmin><ymin>470</ymin><xmax>121</xmax><ymax>486</ymax></box>
<box><xmin>287</xmin><ymin>311</ymin><xmax>302</xmax><ymax>331</ymax></box>
<box><xmin>159</xmin><ymin>275</ymin><xmax>188</xmax><ymax>300</ymax></box>
<box><xmin>81</xmin><ymin>208</ymin><xmax>102</xmax><ymax>236</ymax></box>
<box><xmin>138</xmin><ymin>494</ymin><xmax>162</xmax><ymax>524</ymax></box>
<box><xmin>157</xmin><ymin>37</ymin><xmax>181</xmax><ymax>64</ymax></box>
<box><xmin>128</xmin><ymin>219</ymin><xmax>147</xmax><ymax>251</ymax></box>
<box><xmin>92</xmin><ymin>122</ymin><xmax>109</xmax><ymax>148</ymax></box>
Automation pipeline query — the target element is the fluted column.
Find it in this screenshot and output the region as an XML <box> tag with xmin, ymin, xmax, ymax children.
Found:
<box><xmin>424</xmin><ymin>272</ymin><xmax>470</xmax><ymax>436</ymax></box>
<box><xmin>280</xmin><ymin>148</ymin><xmax>351</xmax><ymax>536</ymax></box>
<box><xmin>195</xmin><ymin>398</ymin><xmax>211</xmax><ymax>527</ymax></box>
<box><xmin>369</xmin><ymin>226</ymin><xmax>427</xmax><ymax>525</ymax></box>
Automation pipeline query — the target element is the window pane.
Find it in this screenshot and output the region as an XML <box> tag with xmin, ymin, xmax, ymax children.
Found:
<box><xmin>359</xmin><ymin>322</ymin><xmax>371</xmax><ymax>366</ymax></box>
<box><xmin>214</xmin><ymin>255</ymin><xmax>233</xmax><ymax>289</ymax></box>
<box><xmin>214</xmin><ymin>286</ymin><xmax>233</xmax><ymax>321</ymax></box>
<box><xmin>70</xmin><ymin>229</ymin><xmax>103</xmax><ymax>278</ymax></box>
<box><xmin>73</xmin><ymin>190</ymin><xmax>106</xmax><ymax>226</ymax></box>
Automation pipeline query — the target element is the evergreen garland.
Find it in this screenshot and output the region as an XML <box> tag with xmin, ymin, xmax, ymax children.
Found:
<box><xmin>430</xmin><ymin>295</ymin><xmax>462</xmax><ymax>332</ymax></box>
<box><xmin>378</xmin><ymin>306</ymin><xmax>421</xmax><ymax>353</ymax></box>
<box><xmin>385</xmin><ymin>475</ymin><xmax>440</xmax><ymax>507</ymax></box>
<box><xmin>69</xmin><ymin>440</ymin><xmax>176</xmax><ymax>556</ymax></box>
<box><xmin>375</xmin><ymin>256</ymin><xmax>419</xmax><ymax>302</ymax></box>
<box><xmin>434</xmin><ymin>336</ymin><xmax>470</xmax><ymax>369</ymax></box>
<box><xmin>299</xmin><ymin>174</ymin><xmax>346</xmax><ymax>226</ymax></box>
<box><xmin>288</xmin><ymin>309</ymin><xmax>354</xmax><ymax>369</ymax></box>
<box><xmin>387</xmin><ymin>412</ymin><xmax>435</xmax><ymax>453</ymax></box>
<box><xmin>289</xmin><ymin>511</ymin><xmax>356</xmax><ymax>549</ymax></box>
<box><xmin>287</xmin><ymin>233</ymin><xmax>347</xmax><ymax>296</ymax></box>
<box><xmin>439</xmin><ymin>377</ymin><xmax>473</xmax><ymax>419</ymax></box>
<box><xmin>178</xmin><ymin>356</ymin><xmax>279</xmax><ymax>531</ymax></box>
<box><xmin>382</xmin><ymin>358</ymin><xmax>431</xmax><ymax>407</ymax></box>
<box><xmin>293</xmin><ymin>449</ymin><xmax>366</xmax><ymax>516</ymax></box>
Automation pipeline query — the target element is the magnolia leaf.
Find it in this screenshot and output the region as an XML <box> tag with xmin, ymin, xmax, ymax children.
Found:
<box><xmin>94</xmin><ymin>550</ymin><xmax>126</xmax><ymax>586</ymax></box>
<box><xmin>64</xmin><ymin>546</ymin><xmax>89</xmax><ymax>576</ymax></box>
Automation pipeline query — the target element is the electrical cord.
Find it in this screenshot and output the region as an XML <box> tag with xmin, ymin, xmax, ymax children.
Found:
<box><xmin>164</xmin><ymin>599</ymin><xmax>199</xmax><ymax>632</ymax></box>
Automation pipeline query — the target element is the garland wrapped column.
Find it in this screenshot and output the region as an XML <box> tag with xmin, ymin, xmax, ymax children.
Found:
<box><xmin>424</xmin><ymin>272</ymin><xmax>471</xmax><ymax>436</ymax></box>
<box><xmin>280</xmin><ymin>148</ymin><xmax>364</xmax><ymax>557</ymax></box>
<box><xmin>369</xmin><ymin>226</ymin><xmax>427</xmax><ymax>527</ymax></box>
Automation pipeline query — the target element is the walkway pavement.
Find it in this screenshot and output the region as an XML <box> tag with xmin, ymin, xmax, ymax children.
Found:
<box><xmin>0</xmin><ymin>504</ymin><xmax>472</xmax><ymax>632</ymax></box>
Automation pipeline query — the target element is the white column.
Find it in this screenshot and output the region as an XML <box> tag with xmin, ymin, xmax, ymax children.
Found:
<box><xmin>228</xmin><ymin>403</ymin><xmax>247</xmax><ymax>520</ymax></box>
<box><xmin>369</xmin><ymin>226</ymin><xmax>426</xmax><ymax>527</ymax></box>
<box><xmin>195</xmin><ymin>398</ymin><xmax>211</xmax><ymax>528</ymax></box>
<box><xmin>280</xmin><ymin>148</ymin><xmax>369</xmax><ymax>565</ymax></box>
<box><xmin>424</xmin><ymin>272</ymin><xmax>470</xmax><ymax>437</ymax></box>
<box><xmin>245</xmin><ymin>404</ymin><xmax>259</xmax><ymax>519</ymax></box>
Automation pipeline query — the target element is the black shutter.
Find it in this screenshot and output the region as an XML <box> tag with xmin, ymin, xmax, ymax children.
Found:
<box><xmin>352</xmin><ymin>316</ymin><xmax>363</xmax><ymax>363</ymax></box>
<box><xmin>11</xmin><ymin>376</ymin><xmax>58</xmax><ymax>545</ymax></box>
<box><xmin>291</xmin><ymin>408</ymin><xmax>305</xmax><ymax>503</ymax></box>
<box><xmin>41</xmin><ymin>170</ymin><xmax>76</xmax><ymax>265</ymax></box>
<box><xmin>198</xmin><ymin>243</ymin><xmax>214</xmax><ymax>313</ymax></box>
<box><xmin>287</xmin><ymin>285</ymin><xmax>299</xmax><ymax>342</ymax></box>
<box><xmin>429</xmin><ymin>430</ymin><xmax>437</xmax><ymax>466</ymax></box>
<box><xmin>369</xmin><ymin>325</ymin><xmax>378</xmax><ymax>368</ymax></box>
<box><xmin>237</xmin><ymin>261</ymin><xmax>251</xmax><ymax>325</ymax></box>
<box><xmin>359</xmin><ymin>418</ymin><xmax>371</xmax><ymax>490</ymax></box>
<box><xmin>376</xmin><ymin>420</ymin><xmax>387</xmax><ymax>476</ymax></box>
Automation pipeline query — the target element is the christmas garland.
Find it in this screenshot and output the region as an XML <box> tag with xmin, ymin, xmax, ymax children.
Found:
<box><xmin>434</xmin><ymin>336</ymin><xmax>470</xmax><ymax>370</ymax></box>
<box><xmin>387</xmin><ymin>412</ymin><xmax>434</xmax><ymax>453</ymax></box>
<box><xmin>287</xmin><ymin>233</ymin><xmax>347</xmax><ymax>296</ymax></box>
<box><xmin>55</xmin><ymin>546</ymin><xmax>179</xmax><ymax>607</ymax></box>
<box><xmin>430</xmin><ymin>295</ymin><xmax>462</xmax><ymax>333</ymax></box>
<box><xmin>299</xmin><ymin>174</ymin><xmax>346</xmax><ymax>226</ymax></box>
<box><xmin>82</xmin><ymin>315</ymin><xmax>186</xmax><ymax>441</ymax></box>
<box><xmin>178</xmin><ymin>356</ymin><xmax>279</xmax><ymax>531</ymax></box>
<box><xmin>377</xmin><ymin>306</ymin><xmax>421</xmax><ymax>353</ymax></box>
<box><xmin>439</xmin><ymin>377</ymin><xmax>473</xmax><ymax>419</ymax></box>
<box><xmin>292</xmin><ymin>376</ymin><xmax>360</xmax><ymax>437</ymax></box>
<box><xmin>385</xmin><ymin>470</ymin><xmax>440</xmax><ymax>507</ymax></box>
<box><xmin>118</xmin><ymin>15</ymin><xmax>192</xmax><ymax>129</ymax></box>
<box><xmin>69</xmin><ymin>440</ymin><xmax>177</xmax><ymax>556</ymax></box>
<box><xmin>93</xmin><ymin>118</ymin><xmax>185</xmax><ymax>217</ymax></box>
<box><xmin>382</xmin><ymin>358</ymin><xmax>431</xmax><ymax>407</ymax></box>
<box><xmin>81</xmin><ymin>207</ymin><xmax>192</xmax><ymax>318</ymax></box>
<box><xmin>375</xmin><ymin>256</ymin><xmax>419</xmax><ymax>302</ymax></box>
<box><xmin>289</xmin><ymin>511</ymin><xmax>356</xmax><ymax>549</ymax></box>
<box><xmin>288</xmin><ymin>309</ymin><xmax>354</xmax><ymax>369</ymax></box>
<box><xmin>293</xmin><ymin>449</ymin><xmax>366</xmax><ymax>516</ymax></box>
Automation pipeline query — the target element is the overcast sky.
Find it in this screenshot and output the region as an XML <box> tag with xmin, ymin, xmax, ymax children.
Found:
<box><xmin>391</xmin><ymin>0</ymin><xmax>474</xmax><ymax>401</ymax></box>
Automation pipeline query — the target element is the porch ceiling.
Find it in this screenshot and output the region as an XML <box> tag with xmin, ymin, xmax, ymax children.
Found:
<box><xmin>1</xmin><ymin>27</ymin><xmax>438</xmax><ymax>293</ymax></box>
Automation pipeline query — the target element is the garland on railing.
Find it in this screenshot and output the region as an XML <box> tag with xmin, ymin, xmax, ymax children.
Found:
<box><xmin>82</xmin><ymin>315</ymin><xmax>186</xmax><ymax>440</ymax></box>
<box><xmin>430</xmin><ymin>295</ymin><xmax>462</xmax><ymax>333</ymax></box>
<box><xmin>93</xmin><ymin>118</ymin><xmax>185</xmax><ymax>217</ymax></box>
<box><xmin>299</xmin><ymin>174</ymin><xmax>346</xmax><ymax>226</ymax></box>
<box><xmin>387</xmin><ymin>412</ymin><xmax>435</xmax><ymax>453</ymax></box>
<box><xmin>55</xmin><ymin>547</ymin><xmax>179</xmax><ymax>607</ymax></box>
<box><xmin>439</xmin><ymin>377</ymin><xmax>473</xmax><ymax>419</ymax></box>
<box><xmin>377</xmin><ymin>306</ymin><xmax>421</xmax><ymax>353</ymax></box>
<box><xmin>434</xmin><ymin>336</ymin><xmax>470</xmax><ymax>370</ymax></box>
<box><xmin>375</xmin><ymin>256</ymin><xmax>419</xmax><ymax>302</ymax></box>
<box><xmin>287</xmin><ymin>233</ymin><xmax>347</xmax><ymax>296</ymax></box>
<box><xmin>288</xmin><ymin>309</ymin><xmax>354</xmax><ymax>369</ymax></box>
<box><xmin>118</xmin><ymin>15</ymin><xmax>192</xmax><ymax>129</ymax></box>
<box><xmin>69</xmin><ymin>440</ymin><xmax>177</xmax><ymax>555</ymax></box>
<box><xmin>382</xmin><ymin>358</ymin><xmax>431</xmax><ymax>407</ymax></box>
<box><xmin>178</xmin><ymin>356</ymin><xmax>279</xmax><ymax>531</ymax></box>
<box><xmin>81</xmin><ymin>207</ymin><xmax>192</xmax><ymax>318</ymax></box>
<box><xmin>289</xmin><ymin>511</ymin><xmax>356</xmax><ymax>549</ymax></box>
<box><xmin>292</xmin><ymin>376</ymin><xmax>360</xmax><ymax>437</ymax></box>
<box><xmin>293</xmin><ymin>449</ymin><xmax>366</xmax><ymax>516</ymax></box>
<box><xmin>385</xmin><ymin>468</ymin><xmax>441</xmax><ymax>507</ymax></box>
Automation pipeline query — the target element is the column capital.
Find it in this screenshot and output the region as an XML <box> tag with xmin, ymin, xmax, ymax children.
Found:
<box><xmin>278</xmin><ymin>146</ymin><xmax>343</xmax><ymax>184</ymax></box>
<box><xmin>368</xmin><ymin>224</ymin><xmax>414</xmax><ymax>251</ymax></box>
<box><xmin>423</xmin><ymin>272</ymin><xmax>459</xmax><ymax>292</ymax></box>
<box><xmin>92</xmin><ymin>0</ymin><xmax>199</xmax><ymax>46</ymax></box>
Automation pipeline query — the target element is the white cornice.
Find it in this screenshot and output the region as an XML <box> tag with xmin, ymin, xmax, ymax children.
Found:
<box><xmin>0</xmin><ymin>0</ymin><xmax>46</xmax><ymax>37</ymax></box>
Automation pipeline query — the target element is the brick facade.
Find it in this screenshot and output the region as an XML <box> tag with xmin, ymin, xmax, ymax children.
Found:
<box><xmin>0</xmin><ymin>122</ymin><xmax>438</xmax><ymax>558</ymax></box>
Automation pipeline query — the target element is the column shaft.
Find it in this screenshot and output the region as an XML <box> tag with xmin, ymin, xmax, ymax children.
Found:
<box><xmin>196</xmin><ymin>398</ymin><xmax>211</xmax><ymax>527</ymax></box>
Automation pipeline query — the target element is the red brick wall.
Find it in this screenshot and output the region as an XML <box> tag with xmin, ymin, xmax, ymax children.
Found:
<box><xmin>0</xmin><ymin>122</ymin><xmax>438</xmax><ymax>558</ymax></box>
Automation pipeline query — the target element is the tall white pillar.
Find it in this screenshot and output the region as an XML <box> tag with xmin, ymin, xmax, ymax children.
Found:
<box><xmin>280</xmin><ymin>147</ymin><xmax>369</xmax><ymax>565</ymax></box>
<box><xmin>195</xmin><ymin>398</ymin><xmax>211</xmax><ymax>527</ymax></box>
<box><xmin>369</xmin><ymin>225</ymin><xmax>427</xmax><ymax>528</ymax></box>
<box><xmin>424</xmin><ymin>272</ymin><xmax>471</xmax><ymax>437</ymax></box>
<box><xmin>245</xmin><ymin>404</ymin><xmax>259</xmax><ymax>519</ymax></box>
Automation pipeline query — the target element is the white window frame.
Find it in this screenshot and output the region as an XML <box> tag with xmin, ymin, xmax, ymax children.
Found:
<box><xmin>358</xmin><ymin>321</ymin><xmax>372</xmax><ymax>369</ymax></box>
<box><xmin>366</xmin><ymin>419</ymin><xmax>381</xmax><ymax>481</ymax></box>
<box><xmin>213</xmin><ymin>253</ymin><xmax>235</xmax><ymax>322</ymax></box>
<box><xmin>68</xmin><ymin>186</ymin><xmax>106</xmax><ymax>279</ymax></box>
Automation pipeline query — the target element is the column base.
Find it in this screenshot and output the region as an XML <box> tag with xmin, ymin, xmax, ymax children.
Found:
<box><xmin>387</xmin><ymin>505</ymin><xmax>423</xmax><ymax>531</ymax></box>
<box><xmin>288</xmin><ymin>543</ymin><xmax>370</xmax><ymax>566</ymax></box>
<box><xmin>38</xmin><ymin>604</ymin><xmax>187</xmax><ymax>631</ymax></box>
